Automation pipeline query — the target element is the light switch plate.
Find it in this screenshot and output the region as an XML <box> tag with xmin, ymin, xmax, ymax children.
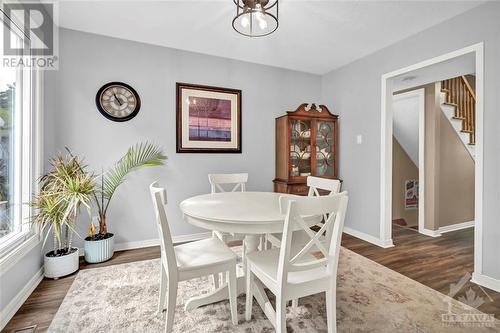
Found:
<box><xmin>357</xmin><ymin>135</ymin><xmax>362</xmax><ymax>144</ymax></box>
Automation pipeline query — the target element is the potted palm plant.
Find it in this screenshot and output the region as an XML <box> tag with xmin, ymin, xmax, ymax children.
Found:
<box><xmin>31</xmin><ymin>154</ymin><xmax>95</xmax><ymax>279</ymax></box>
<box><xmin>84</xmin><ymin>142</ymin><xmax>166</xmax><ymax>263</ymax></box>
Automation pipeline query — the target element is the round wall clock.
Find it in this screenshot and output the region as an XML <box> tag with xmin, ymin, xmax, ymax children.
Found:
<box><xmin>96</xmin><ymin>82</ymin><xmax>141</xmax><ymax>122</ymax></box>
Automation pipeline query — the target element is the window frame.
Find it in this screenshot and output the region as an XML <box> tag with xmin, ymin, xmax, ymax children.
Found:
<box><xmin>0</xmin><ymin>8</ymin><xmax>42</xmax><ymax>260</ymax></box>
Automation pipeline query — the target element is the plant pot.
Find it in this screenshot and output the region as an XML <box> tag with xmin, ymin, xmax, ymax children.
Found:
<box><xmin>44</xmin><ymin>248</ymin><xmax>79</xmax><ymax>279</ymax></box>
<box><xmin>84</xmin><ymin>233</ymin><xmax>114</xmax><ymax>263</ymax></box>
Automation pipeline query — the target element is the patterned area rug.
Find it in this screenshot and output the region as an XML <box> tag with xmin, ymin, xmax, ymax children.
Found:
<box><xmin>48</xmin><ymin>248</ymin><xmax>498</xmax><ymax>332</ymax></box>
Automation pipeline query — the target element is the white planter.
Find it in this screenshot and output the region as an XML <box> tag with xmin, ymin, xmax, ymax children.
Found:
<box><xmin>84</xmin><ymin>234</ymin><xmax>114</xmax><ymax>263</ymax></box>
<box><xmin>44</xmin><ymin>248</ymin><xmax>79</xmax><ymax>279</ymax></box>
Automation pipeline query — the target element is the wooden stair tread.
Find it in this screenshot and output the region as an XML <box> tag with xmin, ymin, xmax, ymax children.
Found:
<box><xmin>443</xmin><ymin>102</ymin><xmax>458</xmax><ymax>107</ymax></box>
<box><xmin>461</xmin><ymin>129</ymin><xmax>474</xmax><ymax>133</ymax></box>
<box><xmin>452</xmin><ymin>116</ymin><xmax>466</xmax><ymax>120</ymax></box>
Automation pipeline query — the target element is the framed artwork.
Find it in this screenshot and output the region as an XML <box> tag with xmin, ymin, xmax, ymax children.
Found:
<box><xmin>176</xmin><ymin>83</ymin><xmax>242</xmax><ymax>153</ymax></box>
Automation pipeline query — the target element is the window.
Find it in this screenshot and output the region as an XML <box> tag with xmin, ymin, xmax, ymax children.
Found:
<box><xmin>0</xmin><ymin>13</ymin><xmax>38</xmax><ymax>256</ymax></box>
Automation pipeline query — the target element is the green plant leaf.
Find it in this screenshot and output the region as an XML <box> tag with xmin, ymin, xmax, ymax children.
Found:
<box><xmin>102</xmin><ymin>142</ymin><xmax>166</xmax><ymax>211</ymax></box>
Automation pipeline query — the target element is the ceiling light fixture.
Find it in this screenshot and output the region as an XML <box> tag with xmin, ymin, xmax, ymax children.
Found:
<box><xmin>232</xmin><ymin>0</ymin><xmax>278</xmax><ymax>37</ymax></box>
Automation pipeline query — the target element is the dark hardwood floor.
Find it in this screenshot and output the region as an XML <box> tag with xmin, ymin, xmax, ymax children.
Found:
<box><xmin>3</xmin><ymin>226</ymin><xmax>499</xmax><ymax>332</ymax></box>
<box><xmin>343</xmin><ymin>226</ymin><xmax>500</xmax><ymax>319</ymax></box>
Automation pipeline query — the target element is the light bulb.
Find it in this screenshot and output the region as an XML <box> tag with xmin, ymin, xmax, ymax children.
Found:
<box><xmin>241</xmin><ymin>15</ymin><xmax>249</xmax><ymax>28</ymax></box>
<box><xmin>255</xmin><ymin>11</ymin><xmax>263</xmax><ymax>21</ymax></box>
<box><xmin>259</xmin><ymin>19</ymin><xmax>268</xmax><ymax>30</ymax></box>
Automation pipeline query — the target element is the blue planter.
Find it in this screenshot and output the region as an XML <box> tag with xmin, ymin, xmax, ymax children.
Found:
<box><xmin>84</xmin><ymin>234</ymin><xmax>114</xmax><ymax>263</ymax></box>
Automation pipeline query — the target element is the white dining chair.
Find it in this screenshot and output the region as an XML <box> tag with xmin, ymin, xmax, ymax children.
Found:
<box><xmin>245</xmin><ymin>193</ymin><xmax>348</xmax><ymax>333</ymax></box>
<box><xmin>149</xmin><ymin>182</ymin><xmax>238</xmax><ymax>332</ymax></box>
<box><xmin>208</xmin><ymin>174</ymin><xmax>248</xmax><ymax>246</ymax></box>
<box><xmin>267</xmin><ymin>176</ymin><xmax>341</xmax><ymax>248</ymax></box>
<box><xmin>208</xmin><ymin>173</ymin><xmax>249</xmax><ymax>286</ymax></box>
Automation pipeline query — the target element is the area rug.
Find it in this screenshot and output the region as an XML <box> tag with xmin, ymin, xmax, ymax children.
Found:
<box><xmin>48</xmin><ymin>247</ymin><xmax>498</xmax><ymax>332</ymax></box>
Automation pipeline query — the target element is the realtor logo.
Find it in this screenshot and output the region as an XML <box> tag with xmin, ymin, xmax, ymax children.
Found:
<box><xmin>442</xmin><ymin>272</ymin><xmax>495</xmax><ymax>328</ymax></box>
<box><xmin>1</xmin><ymin>1</ymin><xmax>58</xmax><ymax>69</ymax></box>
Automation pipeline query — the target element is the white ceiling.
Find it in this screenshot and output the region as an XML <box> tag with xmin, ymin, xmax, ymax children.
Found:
<box><xmin>54</xmin><ymin>0</ymin><xmax>483</xmax><ymax>74</ymax></box>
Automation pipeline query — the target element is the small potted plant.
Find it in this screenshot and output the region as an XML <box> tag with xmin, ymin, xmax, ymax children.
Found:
<box><xmin>31</xmin><ymin>154</ymin><xmax>95</xmax><ymax>279</ymax></box>
<box><xmin>84</xmin><ymin>142</ymin><xmax>166</xmax><ymax>263</ymax></box>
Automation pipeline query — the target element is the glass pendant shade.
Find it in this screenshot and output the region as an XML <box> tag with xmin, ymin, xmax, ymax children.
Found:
<box><xmin>232</xmin><ymin>0</ymin><xmax>278</xmax><ymax>37</ymax></box>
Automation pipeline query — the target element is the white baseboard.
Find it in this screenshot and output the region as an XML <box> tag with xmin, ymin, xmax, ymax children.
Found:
<box><xmin>115</xmin><ymin>232</ymin><xmax>212</xmax><ymax>250</ymax></box>
<box><xmin>439</xmin><ymin>220</ymin><xmax>474</xmax><ymax>234</ymax></box>
<box><xmin>172</xmin><ymin>232</ymin><xmax>212</xmax><ymax>244</ymax></box>
<box><xmin>419</xmin><ymin>228</ymin><xmax>442</xmax><ymax>237</ymax></box>
<box><xmin>0</xmin><ymin>267</ymin><xmax>44</xmax><ymax>331</ymax></box>
<box><xmin>114</xmin><ymin>238</ymin><xmax>160</xmax><ymax>252</ymax></box>
<box><xmin>80</xmin><ymin>232</ymin><xmax>213</xmax><ymax>256</ymax></box>
<box><xmin>343</xmin><ymin>227</ymin><xmax>394</xmax><ymax>248</ymax></box>
<box><xmin>471</xmin><ymin>272</ymin><xmax>500</xmax><ymax>293</ymax></box>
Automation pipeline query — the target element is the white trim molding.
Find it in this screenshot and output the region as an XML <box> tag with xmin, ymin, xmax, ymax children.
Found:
<box><xmin>79</xmin><ymin>232</ymin><xmax>213</xmax><ymax>256</ymax></box>
<box><xmin>0</xmin><ymin>267</ymin><xmax>43</xmax><ymax>331</ymax></box>
<box><xmin>439</xmin><ymin>220</ymin><xmax>474</xmax><ymax>234</ymax></box>
<box><xmin>0</xmin><ymin>234</ymin><xmax>40</xmax><ymax>276</ymax></box>
<box><xmin>420</xmin><ymin>228</ymin><xmax>442</xmax><ymax>238</ymax></box>
<box><xmin>114</xmin><ymin>238</ymin><xmax>160</xmax><ymax>252</ymax></box>
<box><xmin>380</xmin><ymin>43</ymin><xmax>484</xmax><ymax>281</ymax></box>
<box><xmin>344</xmin><ymin>227</ymin><xmax>394</xmax><ymax>248</ymax></box>
<box><xmin>115</xmin><ymin>232</ymin><xmax>212</xmax><ymax>250</ymax></box>
<box><xmin>471</xmin><ymin>273</ymin><xmax>500</xmax><ymax>293</ymax></box>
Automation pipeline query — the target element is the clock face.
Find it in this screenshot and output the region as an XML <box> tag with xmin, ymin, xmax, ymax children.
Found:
<box><xmin>96</xmin><ymin>82</ymin><xmax>141</xmax><ymax>122</ymax></box>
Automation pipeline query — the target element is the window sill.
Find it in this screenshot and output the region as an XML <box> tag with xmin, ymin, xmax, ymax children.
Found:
<box><xmin>0</xmin><ymin>234</ymin><xmax>40</xmax><ymax>276</ymax></box>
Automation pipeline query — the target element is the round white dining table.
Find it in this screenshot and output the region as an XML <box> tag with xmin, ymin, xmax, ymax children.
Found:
<box><xmin>180</xmin><ymin>191</ymin><xmax>296</xmax><ymax>234</ymax></box>
<box><xmin>179</xmin><ymin>191</ymin><xmax>302</xmax><ymax>313</ymax></box>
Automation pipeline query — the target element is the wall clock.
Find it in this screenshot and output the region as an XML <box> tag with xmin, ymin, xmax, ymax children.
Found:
<box><xmin>96</xmin><ymin>82</ymin><xmax>141</xmax><ymax>122</ymax></box>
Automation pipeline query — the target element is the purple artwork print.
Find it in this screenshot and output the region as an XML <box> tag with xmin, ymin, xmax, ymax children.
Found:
<box><xmin>188</xmin><ymin>96</ymin><xmax>232</xmax><ymax>141</ymax></box>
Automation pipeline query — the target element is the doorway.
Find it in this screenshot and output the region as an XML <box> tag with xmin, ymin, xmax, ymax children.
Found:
<box><xmin>379</xmin><ymin>43</ymin><xmax>484</xmax><ymax>280</ymax></box>
<box><xmin>391</xmin><ymin>89</ymin><xmax>425</xmax><ymax>233</ymax></box>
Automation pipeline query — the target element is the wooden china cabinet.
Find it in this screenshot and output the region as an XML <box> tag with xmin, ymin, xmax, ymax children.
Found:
<box><xmin>273</xmin><ymin>103</ymin><xmax>339</xmax><ymax>195</ymax></box>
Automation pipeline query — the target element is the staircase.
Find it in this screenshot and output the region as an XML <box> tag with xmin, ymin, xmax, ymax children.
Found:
<box><xmin>439</xmin><ymin>76</ymin><xmax>476</xmax><ymax>159</ymax></box>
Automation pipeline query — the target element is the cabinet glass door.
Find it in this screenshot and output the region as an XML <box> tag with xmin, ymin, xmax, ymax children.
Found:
<box><xmin>315</xmin><ymin>121</ymin><xmax>335</xmax><ymax>177</ymax></box>
<box><xmin>290</xmin><ymin>119</ymin><xmax>312</xmax><ymax>177</ymax></box>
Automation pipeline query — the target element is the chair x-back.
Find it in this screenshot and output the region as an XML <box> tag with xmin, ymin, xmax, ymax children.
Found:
<box><xmin>245</xmin><ymin>193</ymin><xmax>348</xmax><ymax>333</ymax></box>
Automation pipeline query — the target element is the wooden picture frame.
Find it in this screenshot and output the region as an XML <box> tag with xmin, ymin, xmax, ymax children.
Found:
<box><xmin>176</xmin><ymin>83</ymin><xmax>242</xmax><ymax>153</ymax></box>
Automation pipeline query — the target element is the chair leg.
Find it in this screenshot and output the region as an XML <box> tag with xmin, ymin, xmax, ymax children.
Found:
<box><xmin>262</xmin><ymin>235</ymin><xmax>269</xmax><ymax>250</ymax></box>
<box><xmin>212</xmin><ymin>274</ymin><xmax>220</xmax><ymax>290</ymax></box>
<box><xmin>158</xmin><ymin>266</ymin><xmax>167</xmax><ymax>313</ymax></box>
<box><xmin>164</xmin><ymin>279</ymin><xmax>178</xmax><ymax>333</ymax></box>
<box><xmin>227</xmin><ymin>266</ymin><xmax>238</xmax><ymax>325</ymax></box>
<box><xmin>291</xmin><ymin>298</ymin><xmax>298</xmax><ymax>308</ymax></box>
<box><xmin>326</xmin><ymin>290</ymin><xmax>336</xmax><ymax>333</ymax></box>
<box><xmin>245</xmin><ymin>266</ymin><xmax>254</xmax><ymax>321</ymax></box>
<box><xmin>276</xmin><ymin>295</ymin><xmax>287</xmax><ymax>333</ymax></box>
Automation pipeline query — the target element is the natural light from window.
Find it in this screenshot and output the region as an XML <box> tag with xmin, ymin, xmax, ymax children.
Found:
<box><xmin>0</xmin><ymin>18</ymin><xmax>35</xmax><ymax>256</ymax></box>
<box><xmin>0</xmin><ymin>66</ymin><xmax>17</xmax><ymax>241</ymax></box>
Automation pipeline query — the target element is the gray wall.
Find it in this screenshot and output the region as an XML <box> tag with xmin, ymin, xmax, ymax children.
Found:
<box><xmin>321</xmin><ymin>2</ymin><xmax>500</xmax><ymax>279</ymax></box>
<box><xmin>44</xmin><ymin>28</ymin><xmax>321</xmax><ymax>247</ymax></box>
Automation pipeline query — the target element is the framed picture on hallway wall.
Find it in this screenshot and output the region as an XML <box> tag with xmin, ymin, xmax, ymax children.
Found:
<box><xmin>176</xmin><ymin>83</ymin><xmax>242</xmax><ymax>153</ymax></box>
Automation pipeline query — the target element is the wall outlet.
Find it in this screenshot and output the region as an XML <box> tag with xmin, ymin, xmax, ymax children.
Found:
<box><xmin>357</xmin><ymin>135</ymin><xmax>363</xmax><ymax>145</ymax></box>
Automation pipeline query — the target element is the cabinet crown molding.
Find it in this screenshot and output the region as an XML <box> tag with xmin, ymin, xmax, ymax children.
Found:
<box><xmin>287</xmin><ymin>103</ymin><xmax>337</xmax><ymax>118</ymax></box>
